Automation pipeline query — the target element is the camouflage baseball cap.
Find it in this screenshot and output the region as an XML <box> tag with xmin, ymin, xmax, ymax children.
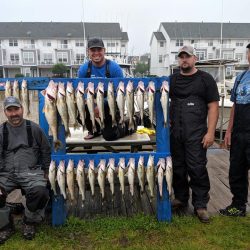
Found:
<box><xmin>4</xmin><ymin>96</ymin><xmax>22</xmax><ymax>110</ymax></box>
<box><xmin>88</xmin><ymin>38</ymin><xmax>105</xmax><ymax>49</ymax></box>
<box><xmin>177</xmin><ymin>45</ymin><xmax>196</xmax><ymax>57</ymax></box>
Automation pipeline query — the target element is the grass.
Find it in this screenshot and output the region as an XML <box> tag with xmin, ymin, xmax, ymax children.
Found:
<box><xmin>0</xmin><ymin>214</ymin><xmax>250</xmax><ymax>250</ymax></box>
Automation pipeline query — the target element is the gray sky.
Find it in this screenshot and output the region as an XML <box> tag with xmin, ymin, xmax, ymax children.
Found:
<box><xmin>1</xmin><ymin>0</ymin><xmax>249</xmax><ymax>55</ymax></box>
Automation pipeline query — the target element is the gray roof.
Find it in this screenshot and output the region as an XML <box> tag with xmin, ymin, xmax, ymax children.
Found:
<box><xmin>0</xmin><ymin>22</ymin><xmax>126</xmax><ymax>39</ymax></box>
<box><xmin>153</xmin><ymin>32</ymin><xmax>166</xmax><ymax>41</ymax></box>
<box><xmin>121</xmin><ymin>32</ymin><xmax>129</xmax><ymax>41</ymax></box>
<box><xmin>161</xmin><ymin>22</ymin><xmax>250</xmax><ymax>39</ymax></box>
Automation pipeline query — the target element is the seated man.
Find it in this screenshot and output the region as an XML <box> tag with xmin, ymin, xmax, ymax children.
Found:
<box><xmin>0</xmin><ymin>96</ymin><xmax>51</xmax><ymax>244</ymax></box>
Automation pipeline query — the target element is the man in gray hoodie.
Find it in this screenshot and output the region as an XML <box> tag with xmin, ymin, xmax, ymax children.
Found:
<box><xmin>0</xmin><ymin>96</ymin><xmax>51</xmax><ymax>244</ymax></box>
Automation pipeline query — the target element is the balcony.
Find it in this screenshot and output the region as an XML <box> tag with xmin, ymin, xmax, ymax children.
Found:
<box><xmin>57</xmin><ymin>44</ymin><xmax>69</xmax><ymax>49</ymax></box>
<box><xmin>23</xmin><ymin>44</ymin><xmax>36</xmax><ymax>49</ymax></box>
<box><xmin>40</xmin><ymin>60</ymin><xmax>54</xmax><ymax>65</ymax></box>
<box><xmin>221</xmin><ymin>44</ymin><xmax>234</xmax><ymax>49</ymax></box>
<box><xmin>193</xmin><ymin>43</ymin><xmax>208</xmax><ymax>49</ymax></box>
<box><xmin>6</xmin><ymin>60</ymin><xmax>20</xmax><ymax>66</ymax></box>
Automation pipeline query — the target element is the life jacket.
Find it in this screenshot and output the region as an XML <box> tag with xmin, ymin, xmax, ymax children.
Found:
<box><xmin>85</xmin><ymin>59</ymin><xmax>111</xmax><ymax>78</ymax></box>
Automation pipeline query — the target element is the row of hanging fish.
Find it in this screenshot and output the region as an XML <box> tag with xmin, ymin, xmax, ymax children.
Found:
<box><xmin>4</xmin><ymin>79</ymin><xmax>30</xmax><ymax>116</ymax></box>
<box><xmin>49</xmin><ymin>155</ymin><xmax>173</xmax><ymax>206</ymax></box>
<box><xmin>42</xmin><ymin>80</ymin><xmax>169</xmax><ymax>151</ymax></box>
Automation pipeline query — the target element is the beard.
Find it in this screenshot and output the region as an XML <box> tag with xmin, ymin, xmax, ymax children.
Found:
<box><xmin>180</xmin><ymin>65</ymin><xmax>192</xmax><ymax>73</ymax></box>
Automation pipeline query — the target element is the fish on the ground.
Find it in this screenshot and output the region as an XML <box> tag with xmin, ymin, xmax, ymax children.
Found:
<box><xmin>147</xmin><ymin>81</ymin><xmax>155</xmax><ymax>128</ymax></box>
<box><xmin>21</xmin><ymin>79</ymin><xmax>30</xmax><ymax>116</ymax></box>
<box><xmin>88</xmin><ymin>160</ymin><xmax>96</xmax><ymax>197</ymax></box>
<box><xmin>136</xmin><ymin>81</ymin><xmax>145</xmax><ymax>126</ymax></box>
<box><xmin>49</xmin><ymin>160</ymin><xmax>57</xmax><ymax>196</ymax></box>
<box><xmin>66</xmin><ymin>159</ymin><xmax>75</xmax><ymax>202</ymax></box>
<box><xmin>76</xmin><ymin>159</ymin><xmax>86</xmax><ymax>206</ymax></box>
<box><xmin>5</xmin><ymin>80</ymin><xmax>12</xmax><ymax>98</ymax></box>
<box><xmin>13</xmin><ymin>80</ymin><xmax>20</xmax><ymax>100</ymax></box>
<box><xmin>97</xmin><ymin>159</ymin><xmax>106</xmax><ymax>201</ymax></box>
<box><xmin>160</xmin><ymin>81</ymin><xmax>169</xmax><ymax>127</ymax></box>
<box><xmin>66</xmin><ymin>81</ymin><xmax>78</xmax><ymax>129</ymax></box>
<box><xmin>107</xmin><ymin>81</ymin><xmax>116</xmax><ymax>127</ymax></box>
<box><xmin>116</xmin><ymin>81</ymin><xmax>125</xmax><ymax>127</ymax></box>
<box><xmin>42</xmin><ymin>80</ymin><xmax>62</xmax><ymax>151</ymax></box>
<box><xmin>57</xmin><ymin>160</ymin><xmax>66</xmax><ymax>199</ymax></box>
<box><xmin>127</xmin><ymin>158</ymin><xmax>135</xmax><ymax>196</ymax></box>
<box><xmin>137</xmin><ymin>156</ymin><xmax>145</xmax><ymax>194</ymax></box>
<box><xmin>165</xmin><ymin>156</ymin><xmax>173</xmax><ymax>198</ymax></box>
<box><xmin>107</xmin><ymin>158</ymin><xmax>116</xmax><ymax>197</ymax></box>
<box><xmin>57</xmin><ymin>82</ymin><xmax>70</xmax><ymax>137</ymax></box>
<box><xmin>86</xmin><ymin>82</ymin><xmax>96</xmax><ymax>133</ymax></box>
<box><xmin>118</xmin><ymin>158</ymin><xmax>126</xmax><ymax>196</ymax></box>
<box><xmin>146</xmin><ymin>155</ymin><xmax>155</xmax><ymax>201</ymax></box>
<box><xmin>157</xmin><ymin>158</ymin><xmax>166</xmax><ymax>199</ymax></box>
<box><xmin>75</xmin><ymin>81</ymin><xmax>86</xmax><ymax>131</ymax></box>
<box><xmin>96</xmin><ymin>82</ymin><xmax>105</xmax><ymax>129</ymax></box>
<box><xmin>126</xmin><ymin>81</ymin><xmax>134</xmax><ymax>131</ymax></box>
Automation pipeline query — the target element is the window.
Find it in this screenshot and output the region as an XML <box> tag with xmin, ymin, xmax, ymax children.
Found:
<box><xmin>42</xmin><ymin>40</ymin><xmax>51</xmax><ymax>47</ymax></box>
<box><xmin>23</xmin><ymin>68</ymin><xmax>31</xmax><ymax>77</ymax></box>
<box><xmin>236</xmin><ymin>41</ymin><xmax>244</xmax><ymax>47</ymax></box>
<box><xmin>176</xmin><ymin>39</ymin><xmax>183</xmax><ymax>46</ymax></box>
<box><xmin>57</xmin><ymin>52</ymin><xmax>68</xmax><ymax>63</ymax></box>
<box><xmin>196</xmin><ymin>51</ymin><xmax>206</xmax><ymax>61</ymax></box>
<box><xmin>226</xmin><ymin>67</ymin><xmax>232</xmax><ymax>76</ymax></box>
<box><xmin>107</xmin><ymin>42</ymin><xmax>116</xmax><ymax>47</ymax></box>
<box><xmin>76</xmin><ymin>53</ymin><xmax>84</xmax><ymax>63</ymax></box>
<box><xmin>43</xmin><ymin>53</ymin><xmax>53</xmax><ymax>64</ymax></box>
<box><xmin>208</xmin><ymin>53</ymin><xmax>214</xmax><ymax>59</ymax></box>
<box><xmin>121</xmin><ymin>44</ymin><xmax>126</xmax><ymax>47</ymax></box>
<box><xmin>159</xmin><ymin>55</ymin><xmax>163</xmax><ymax>63</ymax></box>
<box><xmin>160</xmin><ymin>41</ymin><xmax>164</xmax><ymax>47</ymax></box>
<box><xmin>208</xmin><ymin>40</ymin><xmax>213</xmax><ymax>46</ymax></box>
<box><xmin>75</xmin><ymin>40</ymin><xmax>84</xmax><ymax>47</ymax></box>
<box><xmin>9</xmin><ymin>39</ymin><xmax>18</xmax><ymax>47</ymax></box>
<box><xmin>10</xmin><ymin>53</ymin><xmax>19</xmax><ymax>62</ymax></box>
<box><xmin>23</xmin><ymin>52</ymin><xmax>35</xmax><ymax>63</ymax></box>
<box><xmin>60</xmin><ymin>40</ymin><xmax>68</xmax><ymax>49</ymax></box>
<box><xmin>223</xmin><ymin>52</ymin><xmax>233</xmax><ymax>60</ymax></box>
<box><xmin>235</xmin><ymin>53</ymin><xmax>243</xmax><ymax>61</ymax></box>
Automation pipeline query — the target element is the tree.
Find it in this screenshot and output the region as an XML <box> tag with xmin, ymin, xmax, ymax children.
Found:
<box><xmin>52</xmin><ymin>63</ymin><xmax>69</xmax><ymax>77</ymax></box>
<box><xmin>133</xmin><ymin>62</ymin><xmax>149</xmax><ymax>77</ymax></box>
<box><xmin>15</xmin><ymin>73</ymin><xmax>25</xmax><ymax>78</ymax></box>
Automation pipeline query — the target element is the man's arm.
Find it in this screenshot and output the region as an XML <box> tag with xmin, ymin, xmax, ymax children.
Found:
<box><xmin>224</xmin><ymin>104</ymin><xmax>235</xmax><ymax>148</ymax></box>
<box><xmin>202</xmin><ymin>101</ymin><xmax>219</xmax><ymax>148</ymax></box>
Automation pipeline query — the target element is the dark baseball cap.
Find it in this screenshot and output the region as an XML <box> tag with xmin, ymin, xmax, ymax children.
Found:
<box><xmin>4</xmin><ymin>96</ymin><xmax>22</xmax><ymax>110</ymax></box>
<box><xmin>246</xmin><ymin>43</ymin><xmax>250</xmax><ymax>49</ymax></box>
<box><xmin>178</xmin><ymin>45</ymin><xmax>196</xmax><ymax>57</ymax></box>
<box><xmin>87</xmin><ymin>38</ymin><xmax>105</xmax><ymax>49</ymax></box>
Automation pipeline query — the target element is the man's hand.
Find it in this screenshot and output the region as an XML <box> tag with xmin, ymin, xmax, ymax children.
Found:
<box><xmin>202</xmin><ymin>132</ymin><xmax>215</xmax><ymax>149</ymax></box>
<box><xmin>224</xmin><ymin>130</ymin><xmax>231</xmax><ymax>149</ymax></box>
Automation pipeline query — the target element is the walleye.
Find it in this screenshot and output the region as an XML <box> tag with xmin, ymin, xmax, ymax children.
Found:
<box><xmin>147</xmin><ymin>81</ymin><xmax>155</xmax><ymax>128</ymax></box>
<box><xmin>13</xmin><ymin>80</ymin><xmax>20</xmax><ymax>100</ymax></box>
<box><xmin>21</xmin><ymin>79</ymin><xmax>30</xmax><ymax>116</ymax></box>
<box><xmin>66</xmin><ymin>81</ymin><xmax>78</xmax><ymax>129</ymax></box>
<box><xmin>75</xmin><ymin>81</ymin><xmax>86</xmax><ymax>131</ymax></box>
<box><xmin>43</xmin><ymin>80</ymin><xmax>62</xmax><ymax>151</ymax></box>
<box><xmin>66</xmin><ymin>159</ymin><xmax>75</xmax><ymax>202</ymax></box>
<box><xmin>127</xmin><ymin>158</ymin><xmax>135</xmax><ymax>197</ymax></box>
<box><xmin>126</xmin><ymin>81</ymin><xmax>134</xmax><ymax>131</ymax></box>
<box><xmin>86</xmin><ymin>82</ymin><xmax>96</xmax><ymax>133</ymax></box>
<box><xmin>160</xmin><ymin>81</ymin><xmax>169</xmax><ymax>127</ymax></box>
<box><xmin>97</xmin><ymin>159</ymin><xmax>106</xmax><ymax>202</ymax></box>
<box><xmin>88</xmin><ymin>160</ymin><xmax>96</xmax><ymax>197</ymax></box>
<box><xmin>165</xmin><ymin>156</ymin><xmax>173</xmax><ymax>198</ymax></box>
<box><xmin>76</xmin><ymin>160</ymin><xmax>86</xmax><ymax>206</ymax></box>
<box><xmin>136</xmin><ymin>81</ymin><xmax>145</xmax><ymax>126</ymax></box>
<box><xmin>57</xmin><ymin>160</ymin><xmax>66</xmax><ymax>199</ymax></box>
<box><xmin>96</xmin><ymin>82</ymin><xmax>105</xmax><ymax>129</ymax></box>
<box><xmin>157</xmin><ymin>158</ymin><xmax>166</xmax><ymax>199</ymax></box>
<box><xmin>107</xmin><ymin>81</ymin><xmax>116</xmax><ymax>127</ymax></box>
<box><xmin>137</xmin><ymin>156</ymin><xmax>145</xmax><ymax>195</ymax></box>
<box><xmin>146</xmin><ymin>155</ymin><xmax>155</xmax><ymax>201</ymax></box>
<box><xmin>4</xmin><ymin>80</ymin><xmax>12</xmax><ymax>98</ymax></box>
<box><xmin>116</xmin><ymin>81</ymin><xmax>125</xmax><ymax>127</ymax></box>
<box><xmin>57</xmin><ymin>82</ymin><xmax>70</xmax><ymax>137</ymax></box>
<box><xmin>48</xmin><ymin>160</ymin><xmax>57</xmax><ymax>196</ymax></box>
<box><xmin>118</xmin><ymin>158</ymin><xmax>126</xmax><ymax>196</ymax></box>
<box><xmin>107</xmin><ymin>158</ymin><xmax>116</xmax><ymax>197</ymax></box>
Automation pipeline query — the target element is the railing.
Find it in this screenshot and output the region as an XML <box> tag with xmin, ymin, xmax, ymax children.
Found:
<box><xmin>23</xmin><ymin>44</ymin><xmax>36</xmax><ymax>49</ymax></box>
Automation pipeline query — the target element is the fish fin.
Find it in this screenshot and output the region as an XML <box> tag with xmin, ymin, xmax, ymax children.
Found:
<box><xmin>54</xmin><ymin>140</ymin><xmax>63</xmax><ymax>152</ymax></box>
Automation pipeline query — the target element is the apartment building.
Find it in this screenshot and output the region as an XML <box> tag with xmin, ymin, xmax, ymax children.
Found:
<box><xmin>0</xmin><ymin>22</ymin><xmax>129</xmax><ymax>78</ymax></box>
<box><xmin>150</xmin><ymin>22</ymin><xmax>250</xmax><ymax>76</ymax></box>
